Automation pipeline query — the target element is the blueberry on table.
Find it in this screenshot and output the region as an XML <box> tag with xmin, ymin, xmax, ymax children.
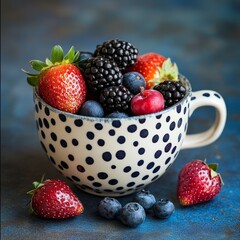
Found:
<box><xmin>119</xmin><ymin>202</ymin><xmax>146</xmax><ymax>227</ymax></box>
<box><xmin>133</xmin><ymin>189</ymin><xmax>156</xmax><ymax>210</ymax></box>
<box><xmin>153</xmin><ymin>199</ymin><xmax>175</xmax><ymax>219</ymax></box>
<box><xmin>98</xmin><ymin>197</ymin><xmax>122</xmax><ymax>219</ymax></box>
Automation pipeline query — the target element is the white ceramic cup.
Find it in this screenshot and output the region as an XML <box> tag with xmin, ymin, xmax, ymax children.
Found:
<box><xmin>33</xmin><ymin>75</ymin><xmax>226</xmax><ymax>196</ymax></box>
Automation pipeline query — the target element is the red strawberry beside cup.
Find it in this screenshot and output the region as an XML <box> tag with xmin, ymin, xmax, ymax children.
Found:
<box><xmin>177</xmin><ymin>160</ymin><xmax>223</xmax><ymax>206</ymax></box>
<box><xmin>27</xmin><ymin>178</ymin><xmax>84</xmax><ymax>219</ymax></box>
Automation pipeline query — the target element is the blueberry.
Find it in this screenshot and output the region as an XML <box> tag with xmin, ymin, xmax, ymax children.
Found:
<box><xmin>133</xmin><ymin>189</ymin><xmax>156</xmax><ymax>210</ymax></box>
<box><xmin>78</xmin><ymin>100</ymin><xmax>104</xmax><ymax>117</ymax></box>
<box><xmin>118</xmin><ymin>202</ymin><xmax>146</xmax><ymax>227</ymax></box>
<box><xmin>122</xmin><ymin>72</ymin><xmax>146</xmax><ymax>94</ymax></box>
<box><xmin>98</xmin><ymin>197</ymin><xmax>122</xmax><ymax>219</ymax></box>
<box><xmin>106</xmin><ymin>112</ymin><xmax>129</xmax><ymax>118</ymax></box>
<box><xmin>153</xmin><ymin>199</ymin><xmax>175</xmax><ymax>219</ymax></box>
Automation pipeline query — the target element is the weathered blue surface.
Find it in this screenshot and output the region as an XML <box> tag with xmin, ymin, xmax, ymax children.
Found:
<box><xmin>1</xmin><ymin>0</ymin><xmax>240</xmax><ymax>239</ymax></box>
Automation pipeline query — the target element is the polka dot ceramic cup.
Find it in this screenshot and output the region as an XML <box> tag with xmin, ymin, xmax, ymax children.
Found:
<box><xmin>33</xmin><ymin>75</ymin><xmax>226</xmax><ymax>196</ymax></box>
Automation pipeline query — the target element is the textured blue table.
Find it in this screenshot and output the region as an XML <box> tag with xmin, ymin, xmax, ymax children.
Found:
<box><xmin>1</xmin><ymin>0</ymin><xmax>240</xmax><ymax>239</ymax></box>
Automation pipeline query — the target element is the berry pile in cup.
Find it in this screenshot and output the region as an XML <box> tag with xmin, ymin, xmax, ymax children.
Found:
<box><xmin>98</xmin><ymin>189</ymin><xmax>175</xmax><ymax>228</ymax></box>
<box><xmin>23</xmin><ymin>39</ymin><xmax>186</xmax><ymax>117</ymax></box>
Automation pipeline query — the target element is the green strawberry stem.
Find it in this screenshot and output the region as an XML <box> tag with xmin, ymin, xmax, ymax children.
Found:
<box><xmin>22</xmin><ymin>45</ymin><xmax>80</xmax><ymax>86</ymax></box>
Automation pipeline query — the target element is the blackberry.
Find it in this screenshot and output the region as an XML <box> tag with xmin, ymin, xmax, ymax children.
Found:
<box><xmin>95</xmin><ymin>39</ymin><xmax>138</xmax><ymax>71</ymax></box>
<box><xmin>99</xmin><ymin>85</ymin><xmax>133</xmax><ymax>114</ymax></box>
<box><xmin>81</xmin><ymin>56</ymin><xmax>122</xmax><ymax>95</ymax></box>
<box><xmin>153</xmin><ymin>80</ymin><xmax>186</xmax><ymax>108</ymax></box>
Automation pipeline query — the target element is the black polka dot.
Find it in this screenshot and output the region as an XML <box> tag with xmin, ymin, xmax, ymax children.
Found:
<box><xmin>68</xmin><ymin>154</ymin><xmax>74</xmax><ymax>161</ymax></box>
<box><xmin>156</xmin><ymin>123</ymin><xmax>161</xmax><ymax>129</ymax></box>
<box><xmin>138</xmin><ymin>148</ymin><xmax>145</xmax><ymax>155</ymax></box>
<box><xmin>87</xmin><ymin>176</ymin><xmax>94</xmax><ymax>181</ymax></box>
<box><xmin>49</xmin><ymin>156</ymin><xmax>56</xmax><ymax>164</ymax></box>
<box><xmin>44</xmin><ymin>107</ymin><xmax>50</xmax><ymax>116</ymax></box>
<box><xmin>156</xmin><ymin>114</ymin><xmax>162</xmax><ymax>119</ymax></box>
<box><xmin>178</xmin><ymin>118</ymin><xmax>183</xmax><ymax>128</ymax></box>
<box><xmin>171</xmin><ymin>146</ymin><xmax>177</xmax><ymax>154</ymax></box>
<box><xmin>95</xmin><ymin>123</ymin><xmax>103</xmax><ymax>130</ymax></box>
<box><xmin>60</xmin><ymin>139</ymin><xmax>67</xmax><ymax>148</ymax></box>
<box><xmin>86</xmin><ymin>144</ymin><xmax>92</xmax><ymax>150</ymax></box>
<box><xmin>111</xmin><ymin>165</ymin><xmax>116</xmax><ymax>169</ymax></box>
<box><xmin>138</xmin><ymin>160</ymin><xmax>144</xmax><ymax>166</ymax></box>
<box><xmin>38</xmin><ymin>101</ymin><xmax>42</xmax><ymax>110</ymax></box>
<box><xmin>166</xmin><ymin>116</ymin><xmax>171</xmax><ymax>122</ymax></box>
<box><xmin>51</xmin><ymin>118</ymin><xmax>56</xmax><ymax>125</ymax></box>
<box><xmin>133</xmin><ymin>141</ymin><xmax>139</xmax><ymax>147</ymax></box>
<box><xmin>51</xmin><ymin>132</ymin><xmax>57</xmax><ymax>141</ymax></box>
<box><xmin>203</xmin><ymin>92</ymin><xmax>210</xmax><ymax>97</ymax></box>
<box><xmin>139</xmin><ymin>119</ymin><xmax>146</xmax><ymax>124</ymax></box>
<box><xmin>147</xmin><ymin>162</ymin><xmax>155</xmax><ymax>170</ymax></box>
<box><xmin>178</xmin><ymin>133</ymin><xmax>182</xmax><ymax>142</ymax></box>
<box><xmin>98</xmin><ymin>172</ymin><xmax>108</xmax><ymax>179</ymax></box>
<box><xmin>77</xmin><ymin>165</ymin><xmax>85</xmax><ymax>172</ymax></box>
<box><xmin>102</xmin><ymin>152</ymin><xmax>112</xmax><ymax>161</ymax></box>
<box><xmin>38</xmin><ymin>118</ymin><xmax>43</xmax><ymax>128</ymax></box>
<box><xmin>128</xmin><ymin>124</ymin><xmax>137</xmax><ymax>133</ymax></box>
<box><xmin>177</xmin><ymin>105</ymin><xmax>181</xmax><ymax>113</ymax></box>
<box><xmin>116</xmin><ymin>187</ymin><xmax>123</xmax><ymax>190</ymax></box>
<box><xmin>109</xmin><ymin>129</ymin><xmax>115</xmax><ymax>136</ymax></box>
<box><xmin>116</xmin><ymin>150</ymin><xmax>126</xmax><ymax>160</ymax></box>
<box><xmin>49</xmin><ymin>144</ymin><xmax>55</xmax><ymax>153</ymax></box>
<box><xmin>72</xmin><ymin>138</ymin><xmax>79</xmax><ymax>146</ymax></box>
<box><xmin>163</xmin><ymin>133</ymin><xmax>169</xmax><ymax>142</ymax></box>
<box><xmin>131</xmin><ymin>171</ymin><xmax>140</xmax><ymax>178</ymax></box>
<box><xmin>123</xmin><ymin>166</ymin><xmax>131</xmax><ymax>173</ymax></box>
<box><xmin>59</xmin><ymin>114</ymin><xmax>66</xmax><ymax>122</ymax></box>
<box><xmin>184</xmin><ymin>107</ymin><xmax>187</xmax><ymax>114</ymax></box>
<box><xmin>41</xmin><ymin>130</ymin><xmax>45</xmax><ymax>139</ymax></box>
<box><xmin>127</xmin><ymin>182</ymin><xmax>135</xmax><ymax>187</ymax></box>
<box><xmin>140</xmin><ymin>129</ymin><xmax>148</xmax><ymax>138</ymax></box>
<box><xmin>58</xmin><ymin>165</ymin><xmax>64</xmax><ymax>170</ymax></box>
<box><xmin>152</xmin><ymin>134</ymin><xmax>159</xmax><ymax>143</ymax></box>
<box><xmin>86</xmin><ymin>131</ymin><xmax>94</xmax><ymax>140</ymax></box>
<box><xmin>61</xmin><ymin>161</ymin><xmax>69</xmax><ymax>169</ymax></box>
<box><xmin>65</xmin><ymin>126</ymin><xmax>71</xmax><ymax>133</ymax></box>
<box><xmin>214</xmin><ymin>93</ymin><xmax>221</xmax><ymax>99</ymax></box>
<box><xmin>74</xmin><ymin>119</ymin><xmax>83</xmax><ymax>127</ymax></box>
<box><xmin>112</xmin><ymin>120</ymin><xmax>121</xmax><ymax>128</ymax></box>
<box><xmin>117</xmin><ymin>136</ymin><xmax>126</xmax><ymax>144</ymax></box>
<box><xmin>170</xmin><ymin>122</ymin><xmax>176</xmax><ymax>131</ymax></box>
<box><xmin>165</xmin><ymin>143</ymin><xmax>172</xmax><ymax>152</ymax></box>
<box><xmin>72</xmin><ymin>176</ymin><xmax>80</xmax><ymax>182</ymax></box>
<box><xmin>35</xmin><ymin>104</ymin><xmax>39</xmax><ymax>113</ymax></box>
<box><xmin>153</xmin><ymin>166</ymin><xmax>161</xmax><ymax>173</ymax></box>
<box><xmin>97</xmin><ymin>139</ymin><xmax>105</xmax><ymax>146</ymax></box>
<box><xmin>151</xmin><ymin>175</ymin><xmax>159</xmax><ymax>181</ymax></box>
<box><xmin>108</xmin><ymin>179</ymin><xmax>118</xmax><ymax>185</ymax></box>
<box><xmin>142</xmin><ymin>175</ymin><xmax>149</xmax><ymax>180</ymax></box>
<box><xmin>191</xmin><ymin>96</ymin><xmax>196</xmax><ymax>101</ymax></box>
<box><xmin>86</xmin><ymin>157</ymin><xmax>94</xmax><ymax>165</ymax></box>
<box><xmin>154</xmin><ymin>150</ymin><xmax>162</xmax><ymax>159</ymax></box>
<box><xmin>165</xmin><ymin>157</ymin><xmax>171</xmax><ymax>165</ymax></box>
<box><xmin>43</xmin><ymin>118</ymin><xmax>50</xmax><ymax>129</ymax></box>
<box><xmin>93</xmin><ymin>182</ymin><xmax>102</xmax><ymax>187</ymax></box>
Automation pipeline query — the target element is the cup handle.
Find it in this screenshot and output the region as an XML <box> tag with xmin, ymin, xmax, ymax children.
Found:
<box><xmin>181</xmin><ymin>90</ymin><xmax>227</xmax><ymax>150</ymax></box>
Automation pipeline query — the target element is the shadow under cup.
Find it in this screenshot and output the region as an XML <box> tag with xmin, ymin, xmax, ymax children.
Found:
<box><xmin>33</xmin><ymin>75</ymin><xmax>223</xmax><ymax>196</ymax></box>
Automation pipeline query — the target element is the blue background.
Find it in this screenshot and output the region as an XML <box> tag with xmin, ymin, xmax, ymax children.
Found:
<box><xmin>1</xmin><ymin>0</ymin><xmax>240</xmax><ymax>239</ymax></box>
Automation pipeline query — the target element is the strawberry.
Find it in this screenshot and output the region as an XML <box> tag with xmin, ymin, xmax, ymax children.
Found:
<box><xmin>22</xmin><ymin>45</ymin><xmax>87</xmax><ymax>113</ymax></box>
<box><xmin>126</xmin><ymin>53</ymin><xmax>179</xmax><ymax>89</ymax></box>
<box><xmin>27</xmin><ymin>178</ymin><xmax>84</xmax><ymax>219</ymax></box>
<box><xmin>177</xmin><ymin>160</ymin><xmax>223</xmax><ymax>206</ymax></box>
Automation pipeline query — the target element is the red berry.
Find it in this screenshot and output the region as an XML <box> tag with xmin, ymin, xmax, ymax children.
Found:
<box><xmin>177</xmin><ymin>160</ymin><xmax>223</xmax><ymax>206</ymax></box>
<box><xmin>28</xmin><ymin>179</ymin><xmax>84</xmax><ymax>219</ymax></box>
<box><xmin>131</xmin><ymin>87</ymin><xmax>164</xmax><ymax>115</ymax></box>
<box><xmin>127</xmin><ymin>53</ymin><xmax>166</xmax><ymax>89</ymax></box>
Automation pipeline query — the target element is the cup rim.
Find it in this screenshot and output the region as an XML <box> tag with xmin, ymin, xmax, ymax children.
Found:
<box><xmin>33</xmin><ymin>74</ymin><xmax>192</xmax><ymax>122</ymax></box>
